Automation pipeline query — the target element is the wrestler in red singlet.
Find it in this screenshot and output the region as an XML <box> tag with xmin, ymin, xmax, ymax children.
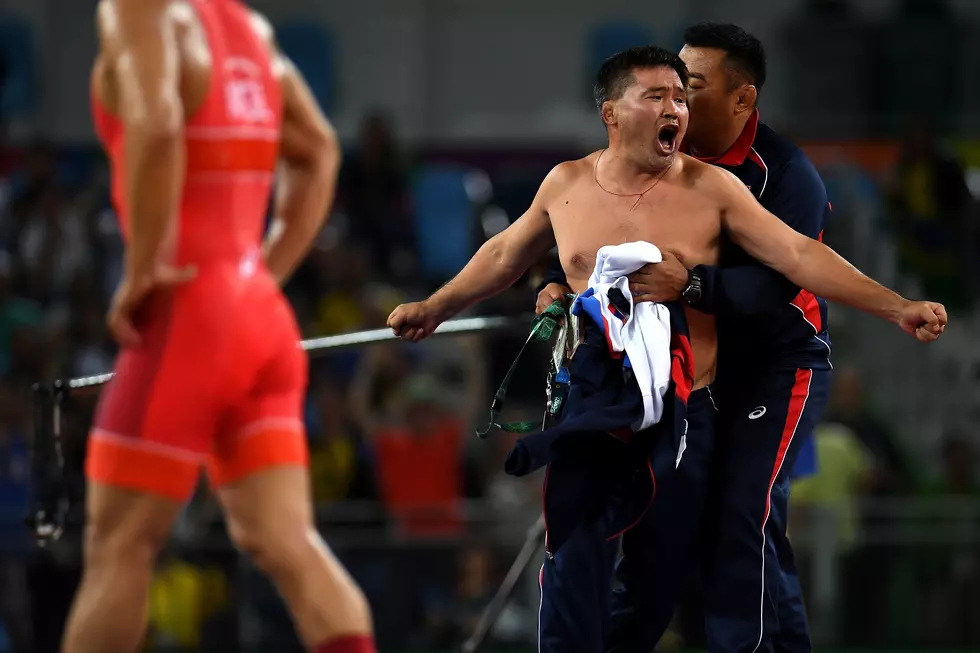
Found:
<box><xmin>88</xmin><ymin>0</ymin><xmax>305</xmax><ymax>501</ymax></box>
<box><xmin>62</xmin><ymin>2</ymin><xmax>374</xmax><ymax>653</ymax></box>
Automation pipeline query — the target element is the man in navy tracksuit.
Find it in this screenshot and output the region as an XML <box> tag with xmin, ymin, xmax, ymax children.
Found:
<box><xmin>536</xmin><ymin>23</ymin><xmax>831</xmax><ymax>653</ymax></box>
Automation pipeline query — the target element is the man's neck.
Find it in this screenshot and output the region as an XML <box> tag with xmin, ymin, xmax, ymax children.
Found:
<box><xmin>689</xmin><ymin>111</ymin><xmax>753</xmax><ymax>160</ymax></box>
<box><xmin>602</xmin><ymin>146</ymin><xmax>670</xmax><ymax>184</ymax></box>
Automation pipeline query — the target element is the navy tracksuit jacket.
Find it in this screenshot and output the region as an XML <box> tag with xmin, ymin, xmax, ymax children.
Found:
<box><xmin>537</xmin><ymin>110</ymin><xmax>833</xmax><ymax>653</ymax></box>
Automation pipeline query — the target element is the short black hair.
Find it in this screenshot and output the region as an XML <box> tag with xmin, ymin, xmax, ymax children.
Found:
<box><xmin>593</xmin><ymin>46</ymin><xmax>689</xmax><ymax>111</ymax></box>
<box><xmin>683</xmin><ymin>22</ymin><xmax>767</xmax><ymax>92</ymax></box>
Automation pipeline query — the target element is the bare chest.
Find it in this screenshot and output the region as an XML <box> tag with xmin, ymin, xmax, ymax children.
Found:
<box><xmin>550</xmin><ymin>183</ymin><xmax>722</xmax><ymax>284</ymax></box>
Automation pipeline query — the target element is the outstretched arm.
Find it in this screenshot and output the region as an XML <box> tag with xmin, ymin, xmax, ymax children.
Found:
<box><xmin>423</xmin><ymin>165</ymin><xmax>563</xmax><ymax>320</ymax></box>
<box><xmin>108</xmin><ymin>0</ymin><xmax>186</xmax><ymax>283</ymax></box>
<box><xmin>692</xmin><ymin>159</ymin><xmax>830</xmax><ymax>315</ymax></box>
<box><xmin>251</xmin><ymin>12</ymin><xmax>342</xmax><ymax>285</ymax></box>
<box><xmin>715</xmin><ymin>167</ymin><xmax>947</xmax><ymax>340</ymax></box>
<box><xmin>387</xmin><ymin>164</ymin><xmax>565</xmax><ymax>340</ymax></box>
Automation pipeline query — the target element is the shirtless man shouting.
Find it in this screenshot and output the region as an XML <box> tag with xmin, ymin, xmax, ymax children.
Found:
<box><xmin>387</xmin><ymin>46</ymin><xmax>944</xmax><ymax>651</ymax></box>
<box><xmin>388</xmin><ymin>46</ymin><xmax>943</xmax><ymax>359</ymax></box>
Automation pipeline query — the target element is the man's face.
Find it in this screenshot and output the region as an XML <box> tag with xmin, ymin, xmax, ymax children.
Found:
<box><xmin>679</xmin><ymin>46</ymin><xmax>739</xmax><ymax>147</ymax></box>
<box><xmin>609</xmin><ymin>66</ymin><xmax>689</xmax><ymax>164</ymax></box>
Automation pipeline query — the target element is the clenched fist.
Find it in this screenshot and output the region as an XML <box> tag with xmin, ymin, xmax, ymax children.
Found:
<box><xmin>387</xmin><ymin>301</ymin><xmax>443</xmax><ymax>342</ymax></box>
<box><xmin>897</xmin><ymin>300</ymin><xmax>948</xmax><ymax>342</ymax></box>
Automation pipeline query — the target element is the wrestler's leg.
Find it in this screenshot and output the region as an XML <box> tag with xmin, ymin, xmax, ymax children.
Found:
<box><xmin>61</xmin><ymin>478</ymin><xmax>190</xmax><ymax>653</ymax></box>
<box><xmin>211</xmin><ymin>290</ymin><xmax>373</xmax><ymax>651</ymax></box>
<box><xmin>215</xmin><ymin>462</ymin><xmax>373</xmax><ymax>650</ymax></box>
<box><xmin>63</xmin><ymin>301</ymin><xmax>216</xmax><ymax>653</ymax></box>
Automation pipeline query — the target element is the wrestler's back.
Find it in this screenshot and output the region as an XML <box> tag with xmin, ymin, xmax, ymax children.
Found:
<box><xmin>549</xmin><ymin>153</ymin><xmax>721</xmax><ymax>389</ymax></box>
<box><xmin>91</xmin><ymin>0</ymin><xmax>302</xmax><ymax>409</ymax></box>
<box><xmin>93</xmin><ymin>0</ymin><xmax>280</xmax><ymax>265</ymax></box>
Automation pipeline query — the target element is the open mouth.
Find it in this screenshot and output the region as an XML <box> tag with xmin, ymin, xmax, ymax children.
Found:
<box><xmin>657</xmin><ymin>124</ymin><xmax>679</xmax><ymax>153</ymax></box>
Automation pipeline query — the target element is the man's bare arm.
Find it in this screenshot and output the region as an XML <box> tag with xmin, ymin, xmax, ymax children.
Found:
<box><xmin>110</xmin><ymin>0</ymin><xmax>185</xmax><ymax>282</ymax></box>
<box><xmin>253</xmin><ymin>13</ymin><xmax>341</xmax><ymax>286</ymax></box>
<box><xmin>422</xmin><ymin>165</ymin><xmax>567</xmax><ymax>321</ymax></box>
<box><xmin>716</xmin><ymin>167</ymin><xmax>912</xmax><ymax>324</ymax></box>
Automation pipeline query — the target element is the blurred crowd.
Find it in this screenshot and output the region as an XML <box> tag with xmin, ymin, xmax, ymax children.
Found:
<box><xmin>0</xmin><ymin>0</ymin><xmax>978</xmax><ymax>641</ymax></box>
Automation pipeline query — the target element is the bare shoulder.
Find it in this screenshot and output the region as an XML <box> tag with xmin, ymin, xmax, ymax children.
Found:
<box><xmin>97</xmin><ymin>0</ymin><xmax>194</xmax><ymax>50</ymax></box>
<box><xmin>245</xmin><ymin>7</ymin><xmax>290</xmax><ymax>79</ymax></box>
<box><xmin>95</xmin><ymin>0</ymin><xmax>119</xmax><ymax>54</ymax></box>
<box><xmin>245</xmin><ymin>7</ymin><xmax>276</xmax><ymax>48</ymax></box>
<box><xmin>680</xmin><ymin>154</ymin><xmax>744</xmax><ymax>201</ymax></box>
<box><xmin>538</xmin><ymin>155</ymin><xmax>592</xmax><ymax>201</ymax></box>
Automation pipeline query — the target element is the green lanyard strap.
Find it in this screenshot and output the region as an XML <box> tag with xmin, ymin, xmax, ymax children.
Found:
<box><xmin>476</xmin><ymin>299</ymin><xmax>570</xmax><ymax>438</ymax></box>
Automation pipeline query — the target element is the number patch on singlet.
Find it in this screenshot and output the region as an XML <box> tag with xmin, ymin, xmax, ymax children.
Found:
<box><xmin>224</xmin><ymin>79</ymin><xmax>273</xmax><ymax>124</ymax></box>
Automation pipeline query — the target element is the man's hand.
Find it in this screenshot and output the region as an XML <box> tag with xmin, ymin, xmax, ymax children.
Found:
<box><xmin>897</xmin><ymin>300</ymin><xmax>948</xmax><ymax>342</ymax></box>
<box><xmin>536</xmin><ymin>283</ymin><xmax>570</xmax><ymax>315</ymax></box>
<box><xmin>107</xmin><ymin>264</ymin><xmax>197</xmax><ymax>347</ymax></box>
<box><xmin>387</xmin><ymin>301</ymin><xmax>444</xmax><ymax>342</ymax></box>
<box><xmin>628</xmin><ymin>251</ymin><xmax>688</xmax><ymax>303</ymax></box>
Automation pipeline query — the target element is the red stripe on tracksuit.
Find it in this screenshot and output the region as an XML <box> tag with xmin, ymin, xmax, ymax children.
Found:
<box><xmin>753</xmin><ymin>368</ymin><xmax>812</xmax><ymax>651</ymax></box>
<box><xmin>790</xmin><ymin>291</ymin><xmax>823</xmax><ymax>333</ymax></box>
<box><xmin>762</xmin><ymin>369</ymin><xmax>811</xmax><ymax>515</ymax></box>
<box><xmin>669</xmin><ymin>333</ymin><xmax>694</xmax><ymax>404</ymax></box>
<box><xmin>790</xmin><ymin>230</ymin><xmax>824</xmax><ymax>333</ymax></box>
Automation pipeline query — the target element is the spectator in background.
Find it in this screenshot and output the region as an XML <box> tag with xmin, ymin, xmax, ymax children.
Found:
<box><xmin>351</xmin><ymin>359</ymin><xmax>465</xmax><ymax>538</ymax></box>
<box><xmin>340</xmin><ymin>112</ymin><xmax>416</xmax><ymax>277</ymax></box>
<box><xmin>297</xmin><ymin>241</ymin><xmax>406</xmax><ymax>387</ymax></box>
<box><xmin>790</xmin><ymin>421</ymin><xmax>873</xmax><ymax>644</ymax></box>
<box><xmin>886</xmin><ymin>116</ymin><xmax>976</xmax><ymax>308</ymax></box>
<box><xmin>818</xmin><ymin>365</ymin><xmax>913</xmax><ymax>644</ymax></box>
<box><xmin>308</xmin><ymin>243</ymin><xmax>395</xmax><ymax>337</ymax></box>
<box><xmin>414</xmin><ymin>333</ymin><xmax>488</xmax><ymax>440</ymax></box>
<box><xmin>306</xmin><ymin>380</ymin><xmax>378</xmax><ymax>505</ymax></box>
<box><xmin>826</xmin><ymin>365</ymin><xmax>916</xmax><ymax>493</ymax></box>
<box><xmin>147</xmin><ymin>557</ymin><xmax>229</xmax><ymax>651</ymax></box>
<box><xmin>350</xmin><ymin>349</ymin><xmax>470</xmax><ymax>646</ymax></box>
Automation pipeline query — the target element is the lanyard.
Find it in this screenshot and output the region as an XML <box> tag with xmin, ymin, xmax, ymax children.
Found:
<box><xmin>476</xmin><ymin>298</ymin><xmax>574</xmax><ymax>438</ymax></box>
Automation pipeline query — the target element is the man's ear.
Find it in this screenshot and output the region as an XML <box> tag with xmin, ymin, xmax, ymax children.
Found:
<box><xmin>734</xmin><ymin>84</ymin><xmax>757</xmax><ymax>115</ymax></box>
<box><xmin>601</xmin><ymin>101</ymin><xmax>617</xmax><ymax>127</ymax></box>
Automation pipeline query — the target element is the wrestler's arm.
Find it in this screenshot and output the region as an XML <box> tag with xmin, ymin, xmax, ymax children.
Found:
<box><xmin>109</xmin><ymin>0</ymin><xmax>186</xmax><ymax>282</ymax></box>
<box><xmin>691</xmin><ymin>159</ymin><xmax>829</xmax><ymax>316</ymax></box>
<box><xmin>253</xmin><ymin>13</ymin><xmax>341</xmax><ymax>285</ymax></box>
<box><xmin>715</xmin><ymin>167</ymin><xmax>928</xmax><ymax>326</ymax></box>
<box><xmin>424</xmin><ymin>164</ymin><xmax>566</xmax><ymax>321</ymax></box>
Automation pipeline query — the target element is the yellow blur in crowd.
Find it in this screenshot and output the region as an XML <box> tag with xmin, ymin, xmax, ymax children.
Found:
<box><xmin>147</xmin><ymin>560</ymin><xmax>229</xmax><ymax>648</ymax></box>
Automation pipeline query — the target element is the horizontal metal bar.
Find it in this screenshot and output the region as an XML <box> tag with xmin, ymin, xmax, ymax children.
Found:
<box><xmin>59</xmin><ymin>314</ymin><xmax>527</xmax><ymax>392</ymax></box>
